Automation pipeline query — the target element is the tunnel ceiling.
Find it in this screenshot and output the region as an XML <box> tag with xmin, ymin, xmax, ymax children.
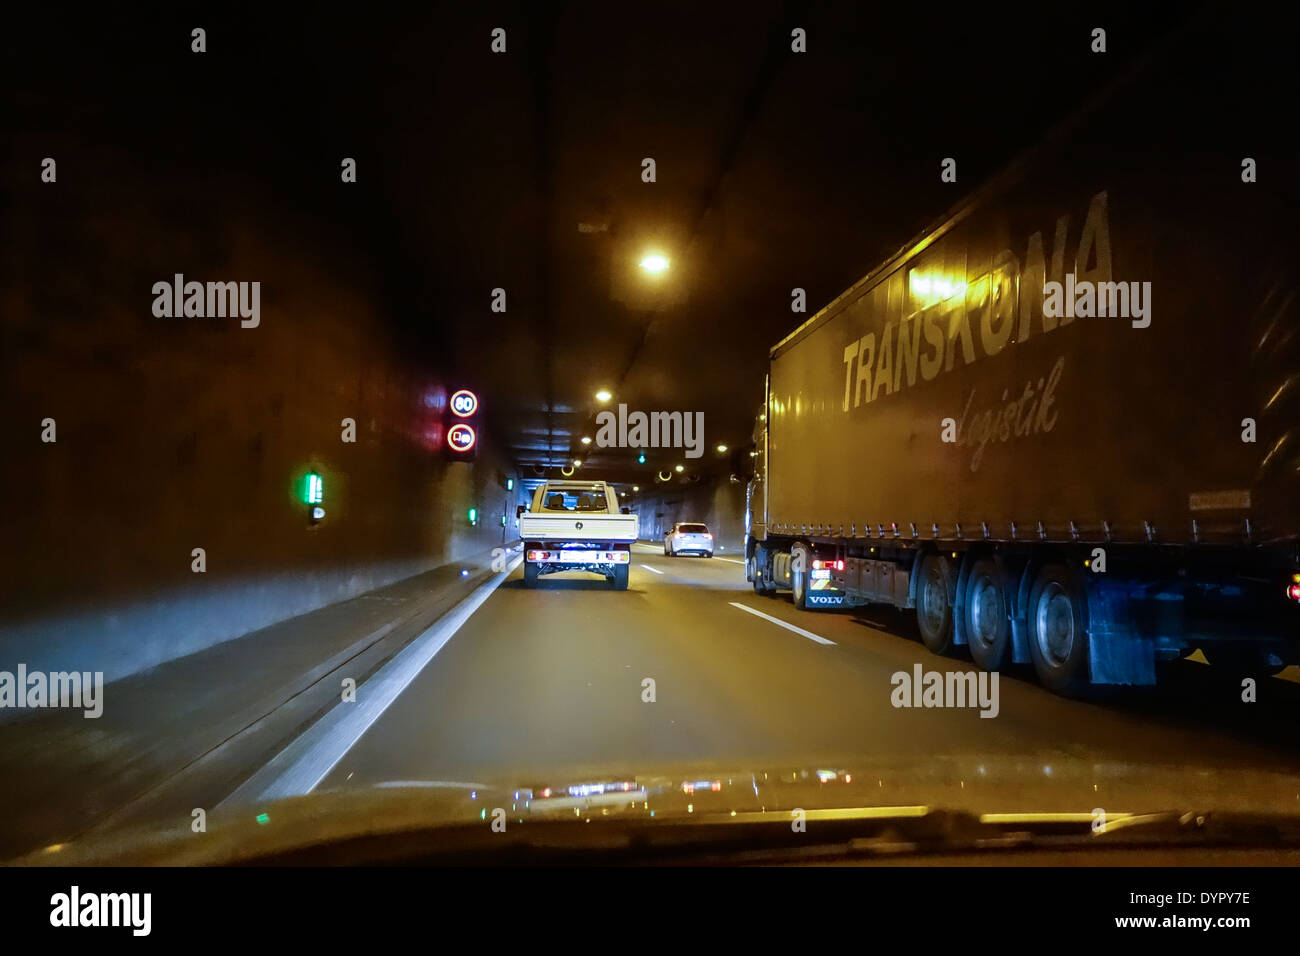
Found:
<box><xmin>10</xmin><ymin>3</ymin><xmax>1187</xmax><ymax>483</ymax></box>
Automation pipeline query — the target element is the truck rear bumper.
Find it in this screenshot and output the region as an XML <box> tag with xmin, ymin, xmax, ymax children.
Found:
<box><xmin>525</xmin><ymin>548</ymin><xmax>631</xmax><ymax>565</ymax></box>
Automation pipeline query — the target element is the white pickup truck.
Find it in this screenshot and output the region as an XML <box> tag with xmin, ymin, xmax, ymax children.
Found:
<box><xmin>517</xmin><ymin>480</ymin><xmax>638</xmax><ymax>590</ymax></box>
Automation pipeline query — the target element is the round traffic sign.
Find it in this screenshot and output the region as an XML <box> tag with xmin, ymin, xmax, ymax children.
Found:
<box><xmin>450</xmin><ymin>389</ymin><xmax>479</xmax><ymax>418</ymax></box>
<box><xmin>447</xmin><ymin>423</ymin><xmax>477</xmax><ymax>452</ymax></box>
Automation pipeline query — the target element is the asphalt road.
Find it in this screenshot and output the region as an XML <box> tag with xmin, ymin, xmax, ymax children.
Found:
<box><xmin>313</xmin><ymin>543</ymin><xmax>1300</xmax><ymax>794</ymax></box>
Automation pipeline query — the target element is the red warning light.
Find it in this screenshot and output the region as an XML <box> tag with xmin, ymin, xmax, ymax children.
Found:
<box><xmin>447</xmin><ymin>423</ymin><xmax>477</xmax><ymax>452</ymax></box>
<box><xmin>450</xmin><ymin>389</ymin><xmax>479</xmax><ymax>418</ymax></box>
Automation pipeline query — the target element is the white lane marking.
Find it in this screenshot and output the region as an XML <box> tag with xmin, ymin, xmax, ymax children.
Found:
<box><xmin>219</xmin><ymin>556</ymin><xmax>523</xmax><ymax>807</ymax></box>
<box><xmin>728</xmin><ymin>602</ymin><xmax>836</xmax><ymax>645</ymax></box>
<box><xmin>640</xmin><ymin>564</ymin><xmax>664</xmax><ymax>575</ymax></box>
<box><xmin>713</xmin><ymin>557</ymin><xmax>745</xmax><ymax>565</ymax></box>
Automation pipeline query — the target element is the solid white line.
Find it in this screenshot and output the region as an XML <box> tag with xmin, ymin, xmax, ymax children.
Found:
<box><xmin>640</xmin><ymin>564</ymin><xmax>664</xmax><ymax>575</ymax></box>
<box><xmin>219</xmin><ymin>556</ymin><xmax>523</xmax><ymax>807</ymax></box>
<box><xmin>728</xmin><ymin>602</ymin><xmax>836</xmax><ymax>645</ymax></box>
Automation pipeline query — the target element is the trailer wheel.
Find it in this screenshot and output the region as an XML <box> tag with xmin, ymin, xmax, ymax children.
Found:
<box><xmin>916</xmin><ymin>554</ymin><xmax>955</xmax><ymax>655</ymax></box>
<box><xmin>964</xmin><ymin>558</ymin><xmax>1011</xmax><ymax>671</ymax></box>
<box><xmin>1027</xmin><ymin>563</ymin><xmax>1089</xmax><ymax>695</ymax></box>
<box><xmin>524</xmin><ymin>563</ymin><xmax>539</xmax><ymax>588</ymax></box>
<box><xmin>791</xmin><ymin>543</ymin><xmax>811</xmax><ymax>610</ymax></box>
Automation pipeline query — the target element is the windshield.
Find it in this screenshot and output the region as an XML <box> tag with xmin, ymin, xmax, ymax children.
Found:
<box><xmin>6</xmin><ymin>3</ymin><xmax>1300</xmax><ymax>894</ymax></box>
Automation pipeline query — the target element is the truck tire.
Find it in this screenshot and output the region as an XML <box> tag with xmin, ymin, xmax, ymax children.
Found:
<box><xmin>524</xmin><ymin>562</ymin><xmax>539</xmax><ymax>588</ymax></box>
<box><xmin>916</xmin><ymin>554</ymin><xmax>955</xmax><ymax>655</ymax></box>
<box><xmin>611</xmin><ymin>563</ymin><xmax>629</xmax><ymax>590</ymax></box>
<box><xmin>1027</xmin><ymin>563</ymin><xmax>1090</xmax><ymax>695</ymax></box>
<box><xmin>964</xmin><ymin>558</ymin><xmax>1011</xmax><ymax>671</ymax></box>
<box><xmin>790</xmin><ymin>543</ymin><xmax>811</xmax><ymax>610</ymax></box>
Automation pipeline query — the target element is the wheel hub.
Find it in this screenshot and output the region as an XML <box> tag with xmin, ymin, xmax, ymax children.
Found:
<box><xmin>921</xmin><ymin>569</ymin><xmax>945</xmax><ymax>631</ymax></box>
<box><xmin>1035</xmin><ymin>583</ymin><xmax>1075</xmax><ymax>666</ymax></box>
<box><xmin>969</xmin><ymin>577</ymin><xmax>1001</xmax><ymax>648</ymax></box>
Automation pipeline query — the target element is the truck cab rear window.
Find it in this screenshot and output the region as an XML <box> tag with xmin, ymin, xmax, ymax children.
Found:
<box><xmin>543</xmin><ymin>492</ymin><xmax>609</xmax><ymax>513</ymax></box>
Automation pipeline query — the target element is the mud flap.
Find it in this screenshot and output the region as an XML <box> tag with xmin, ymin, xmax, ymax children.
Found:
<box><xmin>1085</xmin><ymin>577</ymin><xmax>1158</xmax><ymax>686</ymax></box>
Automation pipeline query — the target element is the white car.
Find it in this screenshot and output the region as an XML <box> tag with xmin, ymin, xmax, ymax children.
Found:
<box><xmin>664</xmin><ymin>522</ymin><xmax>714</xmax><ymax>557</ymax></box>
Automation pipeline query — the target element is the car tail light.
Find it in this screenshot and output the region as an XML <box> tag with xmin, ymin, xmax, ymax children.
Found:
<box><xmin>1288</xmin><ymin>580</ymin><xmax>1300</xmax><ymax>602</ymax></box>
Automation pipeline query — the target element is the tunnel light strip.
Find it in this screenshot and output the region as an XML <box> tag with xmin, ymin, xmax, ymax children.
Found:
<box><xmin>728</xmin><ymin>602</ymin><xmax>836</xmax><ymax>645</ymax></box>
<box><xmin>220</xmin><ymin>553</ymin><xmax>523</xmax><ymax>807</ymax></box>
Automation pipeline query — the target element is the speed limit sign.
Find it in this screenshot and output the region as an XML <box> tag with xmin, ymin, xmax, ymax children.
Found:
<box><xmin>450</xmin><ymin>389</ymin><xmax>478</xmax><ymax>417</ymax></box>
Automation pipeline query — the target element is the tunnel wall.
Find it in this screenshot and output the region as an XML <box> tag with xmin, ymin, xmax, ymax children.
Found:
<box><xmin>1</xmin><ymin>141</ymin><xmax>518</xmax><ymax>684</ymax></box>
<box><xmin>632</xmin><ymin>477</ymin><xmax>747</xmax><ymax>556</ymax></box>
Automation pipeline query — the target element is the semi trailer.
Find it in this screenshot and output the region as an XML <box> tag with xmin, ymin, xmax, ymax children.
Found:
<box><xmin>743</xmin><ymin>15</ymin><xmax>1299</xmax><ymax>694</ymax></box>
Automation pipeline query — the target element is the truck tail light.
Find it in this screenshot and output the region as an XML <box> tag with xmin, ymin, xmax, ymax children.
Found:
<box><xmin>1288</xmin><ymin>583</ymin><xmax>1300</xmax><ymax>603</ymax></box>
<box><xmin>527</xmin><ymin>550</ymin><xmax>553</xmax><ymax>562</ymax></box>
<box><xmin>812</xmin><ymin>559</ymin><xmax>846</xmax><ymax>571</ymax></box>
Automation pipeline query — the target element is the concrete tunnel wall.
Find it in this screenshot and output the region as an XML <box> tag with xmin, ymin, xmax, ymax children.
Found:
<box><xmin>631</xmin><ymin>476</ymin><xmax>748</xmax><ymax>557</ymax></box>
<box><xmin>1</xmin><ymin>141</ymin><xmax>522</xmax><ymax>685</ymax></box>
